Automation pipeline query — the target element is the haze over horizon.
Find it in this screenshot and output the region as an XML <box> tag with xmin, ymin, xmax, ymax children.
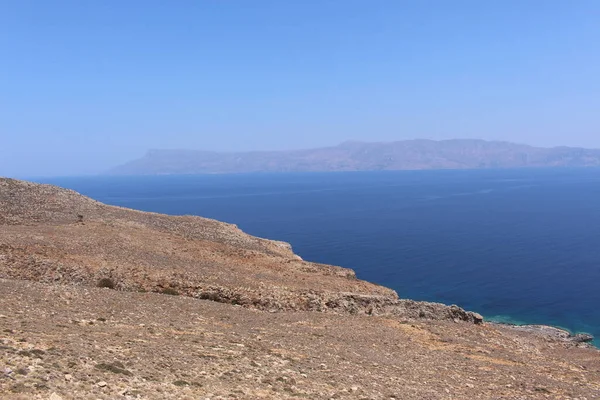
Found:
<box><xmin>2</xmin><ymin>1</ymin><xmax>599</xmax><ymax>177</ymax></box>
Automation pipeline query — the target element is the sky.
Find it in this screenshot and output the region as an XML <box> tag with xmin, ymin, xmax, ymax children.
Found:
<box><xmin>1</xmin><ymin>1</ymin><xmax>599</xmax><ymax>177</ymax></box>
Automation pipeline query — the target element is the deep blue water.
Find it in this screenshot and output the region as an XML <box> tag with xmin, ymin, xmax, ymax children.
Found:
<box><xmin>39</xmin><ymin>169</ymin><xmax>600</xmax><ymax>345</ymax></box>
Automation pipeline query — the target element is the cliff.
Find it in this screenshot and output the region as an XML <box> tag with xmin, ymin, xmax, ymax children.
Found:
<box><xmin>1</xmin><ymin>178</ymin><xmax>599</xmax><ymax>399</ymax></box>
<box><xmin>110</xmin><ymin>139</ymin><xmax>600</xmax><ymax>175</ymax></box>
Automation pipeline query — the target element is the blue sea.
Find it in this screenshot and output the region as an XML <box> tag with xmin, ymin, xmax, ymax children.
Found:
<box><xmin>40</xmin><ymin>169</ymin><xmax>600</xmax><ymax>346</ymax></box>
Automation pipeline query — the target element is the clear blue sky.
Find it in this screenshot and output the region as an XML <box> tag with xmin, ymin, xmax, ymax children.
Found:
<box><xmin>1</xmin><ymin>1</ymin><xmax>599</xmax><ymax>177</ymax></box>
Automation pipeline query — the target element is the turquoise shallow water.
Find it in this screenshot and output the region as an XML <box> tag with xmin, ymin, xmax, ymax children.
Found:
<box><xmin>40</xmin><ymin>168</ymin><xmax>600</xmax><ymax>346</ymax></box>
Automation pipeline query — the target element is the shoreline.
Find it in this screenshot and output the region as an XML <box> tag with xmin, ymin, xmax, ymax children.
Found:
<box><xmin>488</xmin><ymin>321</ymin><xmax>596</xmax><ymax>348</ymax></box>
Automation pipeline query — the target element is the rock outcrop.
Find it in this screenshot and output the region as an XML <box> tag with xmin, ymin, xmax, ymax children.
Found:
<box><xmin>496</xmin><ymin>324</ymin><xmax>595</xmax><ymax>345</ymax></box>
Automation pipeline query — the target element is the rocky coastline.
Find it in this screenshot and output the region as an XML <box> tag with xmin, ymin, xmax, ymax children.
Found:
<box><xmin>491</xmin><ymin>322</ymin><xmax>595</xmax><ymax>348</ymax></box>
<box><xmin>1</xmin><ymin>177</ymin><xmax>599</xmax><ymax>399</ymax></box>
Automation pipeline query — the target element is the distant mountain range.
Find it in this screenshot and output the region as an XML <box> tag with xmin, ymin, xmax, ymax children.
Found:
<box><xmin>110</xmin><ymin>139</ymin><xmax>600</xmax><ymax>175</ymax></box>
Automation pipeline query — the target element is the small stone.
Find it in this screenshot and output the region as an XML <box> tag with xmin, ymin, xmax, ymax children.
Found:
<box><xmin>64</xmin><ymin>374</ymin><xmax>73</xmax><ymax>381</ymax></box>
<box><xmin>97</xmin><ymin>381</ymin><xmax>107</xmax><ymax>388</ymax></box>
<box><xmin>466</xmin><ymin>383</ymin><xmax>474</xmax><ymax>388</ymax></box>
<box><xmin>472</xmin><ymin>313</ymin><xmax>484</xmax><ymax>324</ymax></box>
<box><xmin>49</xmin><ymin>393</ymin><xmax>64</xmax><ymax>400</ymax></box>
<box><xmin>350</xmin><ymin>386</ymin><xmax>359</xmax><ymax>392</ymax></box>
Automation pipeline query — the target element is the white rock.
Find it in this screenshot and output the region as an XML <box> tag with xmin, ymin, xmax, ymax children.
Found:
<box><xmin>49</xmin><ymin>393</ymin><xmax>64</xmax><ymax>400</ymax></box>
<box><xmin>97</xmin><ymin>381</ymin><xmax>107</xmax><ymax>387</ymax></box>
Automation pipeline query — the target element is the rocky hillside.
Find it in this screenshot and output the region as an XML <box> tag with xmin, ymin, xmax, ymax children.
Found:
<box><xmin>1</xmin><ymin>178</ymin><xmax>599</xmax><ymax>399</ymax></box>
<box><xmin>2</xmin><ymin>279</ymin><xmax>600</xmax><ymax>400</ymax></box>
<box><xmin>110</xmin><ymin>139</ymin><xmax>600</xmax><ymax>175</ymax></box>
<box><xmin>0</xmin><ymin>178</ymin><xmax>480</xmax><ymax>321</ymax></box>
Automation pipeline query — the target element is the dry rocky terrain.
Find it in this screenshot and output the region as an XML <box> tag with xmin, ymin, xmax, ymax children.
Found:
<box><xmin>1</xmin><ymin>177</ymin><xmax>599</xmax><ymax>399</ymax></box>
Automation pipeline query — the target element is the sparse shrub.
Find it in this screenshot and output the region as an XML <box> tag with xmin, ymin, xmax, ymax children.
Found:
<box><xmin>10</xmin><ymin>383</ymin><xmax>27</xmax><ymax>393</ymax></box>
<box><xmin>173</xmin><ymin>380</ymin><xmax>189</xmax><ymax>387</ymax></box>
<box><xmin>160</xmin><ymin>287</ymin><xmax>179</xmax><ymax>296</ymax></box>
<box><xmin>77</xmin><ymin>214</ymin><xmax>84</xmax><ymax>223</ymax></box>
<box><xmin>95</xmin><ymin>362</ymin><xmax>132</xmax><ymax>376</ymax></box>
<box><xmin>97</xmin><ymin>278</ymin><xmax>116</xmax><ymax>289</ymax></box>
<box><xmin>34</xmin><ymin>382</ymin><xmax>50</xmax><ymax>391</ymax></box>
<box><xmin>29</xmin><ymin>349</ymin><xmax>45</xmax><ymax>357</ymax></box>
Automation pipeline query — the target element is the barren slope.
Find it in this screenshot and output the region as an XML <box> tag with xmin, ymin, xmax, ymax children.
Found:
<box><xmin>1</xmin><ymin>279</ymin><xmax>600</xmax><ymax>399</ymax></box>
<box><xmin>0</xmin><ymin>178</ymin><xmax>480</xmax><ymax>321</ymax></box>
<box><xmin>1</xmin><ymin>178</ymin><xmax>599</xmax><ymax>399</ymax></box>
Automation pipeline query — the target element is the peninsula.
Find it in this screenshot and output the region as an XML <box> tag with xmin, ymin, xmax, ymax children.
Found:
<box><xmin>110</xmin><ymin>139</ymin><xmax>600</xmax><ymax>175</ymax></box>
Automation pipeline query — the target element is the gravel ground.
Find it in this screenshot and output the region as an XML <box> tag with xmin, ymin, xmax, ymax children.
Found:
<box><xmin>1</xmin><ymin>279</ymin><xmax>599</xmax><ymax>400</ymax></box>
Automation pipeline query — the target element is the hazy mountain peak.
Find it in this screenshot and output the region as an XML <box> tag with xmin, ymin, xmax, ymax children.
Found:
<box><xmin>109</xmin><ymin>139</ymin><xmax>600</xmax><ymax>175</ymax></box>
